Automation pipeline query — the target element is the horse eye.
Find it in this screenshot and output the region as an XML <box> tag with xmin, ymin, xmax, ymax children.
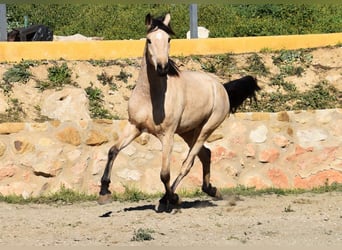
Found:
<box><xmin>147</xmin><ymin>38</ymin><xmax>152</xmax><ymax>44</ymax></box>
<box><xmin>168</xmin><ymin>38</ymin><xmax>171</xmax><ymax>43</ymax></box>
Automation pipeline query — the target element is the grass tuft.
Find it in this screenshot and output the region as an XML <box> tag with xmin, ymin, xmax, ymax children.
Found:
<box><xmin>0</xmin><ymin>182</ymin><xmax>341</xmax><ymax>205</ymax></box>
<box><xmin>131</xmin><ymin>228</ymin><xmax>155</xmax><ymax>242</ymax></box>
<box><xmin>0</xmin><ymin>185</ymin><xmax>97</xmax><ymax>205</ymax></box>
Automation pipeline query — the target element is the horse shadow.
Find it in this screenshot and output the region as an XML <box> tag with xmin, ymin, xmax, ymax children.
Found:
<box><xmin>99</xmin><ymin>199</ymin><xmax>217</xmax><ymax>217</ymax></box>
<box><xmin>126</xmin><ymin>199</ymin><xmax>217</xmax><ymax>212</ymax></box>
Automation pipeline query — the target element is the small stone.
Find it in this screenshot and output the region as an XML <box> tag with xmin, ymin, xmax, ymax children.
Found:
<box><xmin>38</xmin><ymin>137</ymin><xmax>55</xmax><ymax>147</ymax></box>
<box><xmin>94</xmin><ymin>119</ymin><xmax>113</xmax><ymax>124</ymax></box>
<box><xmin>28</xmin><ymin>123</ymin><xmax>48</xmax><ymax>132</ymax></box>
<box><xmin>0</xmin><ymin>166</ymin><xmax>16</xmax><ymax>181</ymax></box>
<box><xmin>251</xmin><ymin>112</ymin><xmax>270</xmax><ymax>121</ymax></box>
<box><xmin>85</xmin><ymin>130</ymin><xmax>108</xmax><ymax>146</ymax></box>
<box><xmin>267</xmin><ymin>168</ymin><xmax>289</xmax><ymax>188</ymax></box>
<box><xmin>273</xmin><ymin>135</ymin><xmax>290</xmax><ymax>148</ymax></box>
<box><xmin>135</xmin><ymin>133</ymin><xmax>150</xmax><ymax>145</ymax></box>
<box><xmin>33</xmin><ymin>160</ymin><xmax>63</xmax><ymax>177</ymax></box>
<box><xmin>13</xmin><ymin>139</ymin><xmax>35</xmax><ymax>154</ymax></box>
<box><xmin>277</xmin><ymin>111</ymin><xmax>290</xmax><ymax>122</ymax></box>
<box><xmin>56</xmin><ymin>126</ymin><xmax>81</xmax><ymax>146</ymax></box>
<box><xmin>259</xmin><ymin>148</ymin><xmax>280</xmax><ymax>163</ymax></box>
<box><xmin>244</xmin><ymin>143</ymin><xmax>256</xmax><ymax>158</ymax></box>
<box><xmin>249</xmin><ymin>125</ymin><xmax>268</xmax><ymax>143</ymax></box>
<box><xmin>117</xmin><ymin>168</ymin><xmax>141</xmax><ymax>181</ymax></box>
<box><xmin>0</xmin><ymin>122</ymin><xmax>25</xmax><ymax>134</ymax></box>
<box><xmin>49</xmin><ymin>120</ymin><xmax>61</xmax><ymax>127</ymax></box>
<box><xmin>41</xmin><ymin>87</ymin><xmax>91</xmax><ymax>122</ymax></box>
<box><xmin>296</xmin><ymin>128</ymin><xmax>328</xmax><ymax>146</ymax></box>
<box><xmin>287</xmin><ymin>127</ymin><xmax>294</xmax><ymax>136</ymax></box>
<box><xmin>0</xmin><ymin>141</ymin><xmax>6</xmax><ymax>157</ymax></box>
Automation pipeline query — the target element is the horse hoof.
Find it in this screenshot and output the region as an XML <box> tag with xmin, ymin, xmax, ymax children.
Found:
<box><xmin>170</xmin><ymin>193</ymin><xmax>182</xmax><ymax>206</ymax></box>
<box><xmin>98</xmin><ymin>194</ymin><xmax>112</xmax><ymax>205</ymax></box>
<box><xmin>155</xmin><ymin>202</ymin><xmax>169</xmax><ymax>213</ymax></box>
<box><xmin>202</xmin><ymin>184</ymin><xmax>223</xmax><ymax>200</ymax></box>
<box><xmin>155</xmin><ymin>193</ymin><xmax>182</xmax><ymax>213</ymax></box>
<box><xmin>214</xmin><ymin>189</ymin><xmax>223</xmax><ymax>200</ymax></box>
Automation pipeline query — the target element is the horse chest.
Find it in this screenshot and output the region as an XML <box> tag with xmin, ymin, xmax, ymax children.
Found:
<box><xmin>128</xmin><ymin>92</ymin><xmax>177</xmax><ymax>135</ymax></box>
<box><xmin>128</xmin><ymin>97</ymin><xmax>161</xmax><ymax>132</ymax></box>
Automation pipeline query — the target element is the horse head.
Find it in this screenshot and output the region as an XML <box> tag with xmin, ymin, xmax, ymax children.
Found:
<box><xmin>145</xmin><ymin>13</ymin><xmax>175</xmax><ymax>77</ymax></box>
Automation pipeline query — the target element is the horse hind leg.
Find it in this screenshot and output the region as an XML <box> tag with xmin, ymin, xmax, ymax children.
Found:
<box><xmin>172</xmin><ymin>130</ymin><xmax>221</xmax><ymax>199</ymax></box>
<box><xmin>198</xmin><ymin>146</ymin><xmax>222</xmax><ymax>199</ymax></box>
<box><xmin>98</xmin><ymin>122</ymin><xmax>141</xmax><ymax>205</ymax></box>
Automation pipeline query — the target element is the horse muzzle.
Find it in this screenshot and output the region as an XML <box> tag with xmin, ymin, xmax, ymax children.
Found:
<box><xmin>157</xmin><ymin>62</ymin><xmax>169</xmax><ymax>76</ymax></box>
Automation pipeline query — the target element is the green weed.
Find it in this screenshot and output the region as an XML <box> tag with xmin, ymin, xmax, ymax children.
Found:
<box><xmin>112</xmin><ymin>185</ymin><xmax>158</xmax><ymax>202</ymax></box>
<box><xmin>245</xmin><ymin>53</ymin><xmax>269</xmax><ymax>76</ymax></box>
<box><xmin>97</xmin><ymin>71</ymin><xmax>113</xmax><ymax>85</ymax></box>
<box><xmin>239</xmin><ymin>79</ymin><xmax>340</xmax><ymax>113</ymax></box>
<box><xmin>0</xmin><ymin>185</ymin><xmax>97</xmax><ymax>205</ymax></box>
<box><xmin>36</xmin><ymin>62</ymin><xmax>77</xmax><ymax>91</ymax></box>
<box><xmin>48</xmin><ymin>62</ymin><xmax>71</xmax><ymax>84</ymax></box>
<box><xmin>284</xmin><ymin>204</ymin><xmax>295</xmax><ymax>212</ymax></box>
<box><xmin>200</xmin><ymin>53</ymin><xmax>237</xmax><ymax>77</ymax></box>
<box><xmin>97</xmin><ymin>71</ymin><xmax>118</xmax><ymax>91</ymax></box>
<box><xmin>0</xmin><ymin>98</ymin><xmax>25</xmax><ymax>122</ymax></box>
<box><xmin>270</xmin><ymin>74</ymin><xmax>297</xmax><ymax>92</ymax></box>
<box><xmin>116</xmin><ymin>69</ymin><xmax>132</xmax><ymax>84</ymax></box>
<box><xmin>131</xmin><ymin>228</ymin><xmax>155</xmax><ymax>242</ymax></box>
<box><xmin>33</xmin><ymin>105</ymin><xmax>51</xmax><ymax>122</ymax></box>
<box><xmin>3</xmin><ymin>62</ymin><xmax>32</xmax><ymax>84</ymax></box>
<box><xmin>201</xmin><ymin>60</ymin><xmax>217</xmax><ymax>73</ymax></box>
<box><xmin>272</xmin><ymin>49</ymin><xmax>312</xmax><ymax>77</ymax></box>
<box><xmin>293</xmin><ymin>81</ymin><xmax>340</xmax><ymax>110</ymax></box>
<box><xmin>1</xmin><ymin>62</ymin><xmax>32</xmax><ymax>93</ymax></box>
<box><xmin>85</xmin><ymin>83</ymin><xmax>118</xmax><ymax>119</ymax></box>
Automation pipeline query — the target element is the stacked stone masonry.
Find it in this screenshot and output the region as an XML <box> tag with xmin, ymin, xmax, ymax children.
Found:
<box><xmin>0</xmin><ymin>109</ymin><xmax>341</xmax><ymax>198</ymax></box>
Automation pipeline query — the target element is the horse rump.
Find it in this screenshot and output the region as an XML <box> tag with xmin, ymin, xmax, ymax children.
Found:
<box><xmin>223</xmin><ymin>75</ymin><xmax>261</xmax><ymax>113</ymax></box>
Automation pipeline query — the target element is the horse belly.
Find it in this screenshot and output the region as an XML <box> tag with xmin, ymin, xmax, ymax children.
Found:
<box><xmin>177</xmin><ymin>99</ymin><xmax>212</xmax><ymax>133</ymax></box>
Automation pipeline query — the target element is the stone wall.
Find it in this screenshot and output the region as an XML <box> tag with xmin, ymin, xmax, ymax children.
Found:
<box><xmin>0</xmin><ymin>109</ymin><xmax>341</xmax><ymax>198</ymax></box>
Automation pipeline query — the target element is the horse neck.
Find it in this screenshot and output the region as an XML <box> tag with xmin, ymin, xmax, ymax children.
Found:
<box><xmin>135</xmin><ymin>45</ymin><xmax>167</xmax><ymax>97</ymax></box>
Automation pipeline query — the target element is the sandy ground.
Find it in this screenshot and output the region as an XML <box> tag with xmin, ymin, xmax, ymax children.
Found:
<box><xmin>0</xmin><ymin>192</ymin><xmax>341</xmax><ymax>247</ymax></box>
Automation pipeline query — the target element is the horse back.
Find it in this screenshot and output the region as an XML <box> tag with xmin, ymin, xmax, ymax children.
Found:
<box><xmin>173</xmin><ymin>71</ymin><xmax>229</xmax><ymax>133</ymax></box>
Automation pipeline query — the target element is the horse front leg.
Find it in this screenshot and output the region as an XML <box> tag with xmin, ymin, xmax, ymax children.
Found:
<box><xmin>156</xmin><ymin>133</ymin><xmax>181</xmax><ymax>212</ymax></box>
<box><xmin>98</xmin><ymin>122</ymin><xmax>141</xmax><ymax>204</ymax></box>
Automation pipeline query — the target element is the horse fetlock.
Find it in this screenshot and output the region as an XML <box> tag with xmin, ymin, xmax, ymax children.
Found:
<box><xmin>99</xmin><ymin>180</ymin><xmax>111</xmax><ymax>196</ymax></box>
<box><xmin>159</xmin><ymin>192</ymin><xmax>180</xmax><ymax>205</ymax></box>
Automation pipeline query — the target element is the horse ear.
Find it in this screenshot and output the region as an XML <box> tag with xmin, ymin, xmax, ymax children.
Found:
<box><xmin>145</xmin><ymin>13</ymin><xmax>152</xmax><ymax>27</ymax></box>
<box><xmin>163</xmin><ymin>13</ymin><xmax>171</xmax><ymax>26</ymax></box>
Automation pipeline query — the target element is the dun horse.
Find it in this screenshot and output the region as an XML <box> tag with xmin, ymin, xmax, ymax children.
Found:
<box><xmin>98</xmin><ymin>13</ymin><xmax>260</xmax><ymax>210</ymax></box>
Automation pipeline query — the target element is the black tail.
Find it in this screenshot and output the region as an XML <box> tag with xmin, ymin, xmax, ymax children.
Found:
<box><xmin>223</xmin><ymin>75</ymin><xmax>261</xmax><ymax>113</ymax></box>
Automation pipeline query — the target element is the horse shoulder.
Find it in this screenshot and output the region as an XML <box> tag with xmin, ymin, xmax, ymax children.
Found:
<box><xmin>128</xmin><ymin>87</ymin><xmax>151</xmax><ymax>123</ymax></box>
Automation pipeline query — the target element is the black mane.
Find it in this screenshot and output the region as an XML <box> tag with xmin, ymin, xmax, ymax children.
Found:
<box><xmin>167</xmin><ymin>58</ymin><xmax>180</xmax><ymax>77</ymax></box>
<box><xmin>147</xmin><ymin>15</ymin><xmax>175</xmax><ymax>36</ymax></box>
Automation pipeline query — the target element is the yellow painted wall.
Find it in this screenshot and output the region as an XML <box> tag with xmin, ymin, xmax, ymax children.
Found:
<box><xmin>0</xmin><ymin>33</ymin><xmax>341</xmax><ymax>62</ymax></box>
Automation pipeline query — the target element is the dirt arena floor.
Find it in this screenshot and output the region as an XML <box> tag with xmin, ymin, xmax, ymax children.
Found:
<box><xmin>0</xmin><ymin>192</ymin><xmax>341</xmax><ymax>247</ymax></box>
